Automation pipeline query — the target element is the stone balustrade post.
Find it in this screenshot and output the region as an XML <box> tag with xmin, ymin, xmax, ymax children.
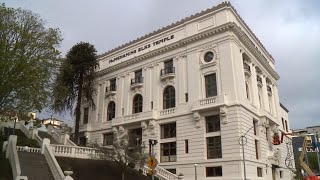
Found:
<box><xmin>64</xmin><ymin>176</ymin><xmax>74</xmax><ymax>180</ymax></box>
<box><xmin>71</xmin><ymin>147</ymin><xmax>75</xmax><ymax>158</ymax></box>
<box><xmin>29</xmin><ymin>128</ymin><xmax>38</xmax><ymax>139</ymax></box>
<box><xmin>6</xmin><ymin>135</ymin><xmax>17</xmax><ymax>158</ymax></box>
<box><xmin>47</xmin><ymin>125</ymin><xmax>53</xmax><ymax>135</ymax></box>
<box><xmin>62</xmin><ymin>134</ymin><xmax>70</xmax><ymax>145</ymax></box>
<box><xmin>41</xmin><ymin>138</ymin><xmax>50</xmax><ymax>154</ymax></box>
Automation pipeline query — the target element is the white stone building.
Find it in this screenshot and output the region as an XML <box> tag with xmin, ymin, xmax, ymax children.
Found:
<box><xmin>79</xmin><ymin>2</ymin><xmax>294</xmax><ymax>180</ymax></box>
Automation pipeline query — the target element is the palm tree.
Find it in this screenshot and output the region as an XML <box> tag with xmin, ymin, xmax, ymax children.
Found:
<box><xmin>52</xmin><ymin>42</ymin><xmax>98</xmax><ymax>144</ymax></box>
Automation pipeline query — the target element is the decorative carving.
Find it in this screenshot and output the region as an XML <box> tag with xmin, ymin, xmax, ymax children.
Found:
<box><xmin>193</xmin><ymin>111</ymin><xmax>201</xmax><ymax>128</ymax></box>
<box><xmin>141</xmin><ymin>121</ymin><xmax>148</xmax><ymax>136</ymax></box>
<box><xmin>119</xmin><ymin>125</ymin><xmax>125</xmax><ymax>133</ymax></box>
<box><xmin>112</xmin><ymin>127</ymin><xmax>118</xmax><ymax>135</ymax></box>
<box><xmin>193</xmin><ymin>112</ymin><xmax>200</xmax><ymax>121</ymax></box>
<box><xmin>161</xmin><ymin>78</ymin><xmax>175</xmax><ymax>87</ymax></box>
<box><xmin>198</xmin><ymin>44</ymin><xmax>219</xmax><ymax>64</ymax></box>
<box><xmin>176</xmin><ymin>54</ymin><xmax>187</xmax><ymax>60</ymax></box>
<box><xmin>132</xmin><ymin>88</ymin><xmax>143</xmax><ymax>94</ymax></box>
<box><xmin>106</xmin><ymin>95</ymin><xmax>116</xmax><ymax>101</ymax></box>
<box><xmin>220</xmin><ymin>106</ymin><xmax>228</xmax><ymax>124</ymax></box>
<box><xmin>141</xmin><ymin>121</ymin><xmax>147</xmax><ymax>130</ymax></box>
<box><xmin>149</xmin><ymin>120</ymin><xmax>156</xmax><ymax>135</ymax></box>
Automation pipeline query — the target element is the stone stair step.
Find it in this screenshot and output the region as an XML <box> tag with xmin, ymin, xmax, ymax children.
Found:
<box><xmin>18</xmin><ymin>151</ymin><xmax>55</xmax><ymax>180</ymax></box>
<box><xmin>38</xmin><ymin>131</ymin><xmax>60</xmax><ymax>144</ymax></box>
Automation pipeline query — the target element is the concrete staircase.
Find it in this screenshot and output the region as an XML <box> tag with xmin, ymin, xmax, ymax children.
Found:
<box><xmin>18</xmin><ymin>151</ymin><xmax>55</xmax><ymax>180</ymax></box>
<box><xmin>38</xmin><ymin>131</ymin><xmax>60</xmax><ymax>144</ymax></box>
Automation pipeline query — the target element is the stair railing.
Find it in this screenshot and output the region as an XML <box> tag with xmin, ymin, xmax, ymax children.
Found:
<box><xmin>6</xmin><ymin>135</ymin><xmax>28</xmax><ymax>180</ymax></box>
<box><xmin>142</xmin><ymin>165</ymin><xmax>181</xmax><ymax>180</ymax></box>
<box><xmin>52</xmin><ymin>131</ymin><xmax>62</xmax><ymax>144</ymax></box>
<box><xmin>42</xmin><ymin>138</ymin><xmax>72</xmax><ymax>180</ymax></box>
<box><xmin>34</xmin><ymin>133</ymin><xmax>42</xmax><ymax>146</ymax></box>
<box><xmin>18</xmin><ymin>121</ymin><xmax>30</xmax><ymax>138</ymax></box>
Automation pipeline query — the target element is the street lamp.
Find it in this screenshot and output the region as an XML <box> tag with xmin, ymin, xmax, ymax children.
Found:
<box><xmin>238</xmin><ymin>123</ymin><xmax>267</xmax><ymax>180</ymax></box>
<box><xmin>194</xmin><ymin>164</ymin><xmax>197</xmax><ymax>180</ymax></box>
<box><xmin>12</xmin><ymin>114</ymin><xmax>18</xmax><ymax>135</ymax></box>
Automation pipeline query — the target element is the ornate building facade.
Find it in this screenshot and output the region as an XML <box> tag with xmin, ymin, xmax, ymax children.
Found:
<box><xmin>79</xmin><ymin>2</ymin><xmax>294</xmax><ymax>180</ymax></box>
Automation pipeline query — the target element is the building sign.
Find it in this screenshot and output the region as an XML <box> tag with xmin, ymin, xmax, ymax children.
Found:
<box><xmin>108</xmin><ymin>34</ymin><xmax>175</xmax><ymax>64</ymax></box>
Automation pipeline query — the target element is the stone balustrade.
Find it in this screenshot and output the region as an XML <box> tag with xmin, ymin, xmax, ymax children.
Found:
<box><xmin>51</xmin><ymin>145</ymin><xmax>100</xmax><ymax>159</ymax></box>
<box><xmin>160</xmin><ymin>108</ymin><xmax>175</xmax><ymax>116</ymax></box>
<box><xmin>16</xmin><ymin>146</ymin><xmax>41</xmax><ymax>153</ymax></box>
<box><xmin>192</xmin><ymin>94</ymin><xmax>226</xmax><ymax>111</ymax></box>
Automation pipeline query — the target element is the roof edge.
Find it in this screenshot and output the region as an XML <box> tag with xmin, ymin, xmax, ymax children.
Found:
<box><xmin>280</xmin><ymin>103</ymin><xmax>289</xmax><ymax>113</ymax></box>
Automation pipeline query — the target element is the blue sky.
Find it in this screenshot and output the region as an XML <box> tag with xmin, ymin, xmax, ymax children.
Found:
<box><xmin>2</xmin><ymin>0</ymin><xmax>320</xmax><ymax>129</ymax></box>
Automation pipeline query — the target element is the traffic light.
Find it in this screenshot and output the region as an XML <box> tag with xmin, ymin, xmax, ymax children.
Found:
<box><xmin>149</xmin><ymin>139</ymin><xmax>158</xmax><ymax>146</ymax></box>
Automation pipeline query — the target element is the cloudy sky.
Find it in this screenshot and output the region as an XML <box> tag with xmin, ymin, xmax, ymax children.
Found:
<box><xmin>3</xmin><ymin>0</ymin><xmax>320</xmax><ymax>129</ymax></box>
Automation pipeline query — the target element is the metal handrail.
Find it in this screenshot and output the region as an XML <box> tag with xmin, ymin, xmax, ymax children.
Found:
<box><xmin>131</xmin><ymin>77</ymin><xmax>144</xmax><ymax>85</ymax></box>
<box><xmin>160</xmin><ymin>67</ymin><xmax>175</xmax><ymax>76</ymax></box>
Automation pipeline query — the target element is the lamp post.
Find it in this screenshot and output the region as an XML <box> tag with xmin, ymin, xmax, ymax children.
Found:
<box><xmin>12</xmin><ymin>114</ymin><xmax>18</xmax><ymax>135</ymax></box>
<box><xmin>238</xmin><ymin>123</ymin><xmax>266</xmax><ymax>180</ymax></box>
<box><xmin>194</xmin><ymin>164</ymin><xmax>197</xmax><ymax>180</ymax></box>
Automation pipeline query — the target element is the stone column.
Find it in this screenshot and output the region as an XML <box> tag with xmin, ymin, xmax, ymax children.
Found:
<box><xmin>272</xmin><ymin>83</ymin><xmax>281</xmax><ymax>119</ymax></box>
<box><xmin>251</xmin><ymin>64</ymin><xmax>259</xmax><ymax>107</ymax></box>
<box><xmin>262</xmin><ymin>75</ymin><xmax>270</xmax><ymax>112</ymax></box>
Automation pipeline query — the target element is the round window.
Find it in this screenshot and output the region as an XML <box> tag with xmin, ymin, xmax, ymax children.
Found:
<box><xmin>204</xmin><ymin>51</ymin><xmax>214</xmax><ymax>62</ymax></box>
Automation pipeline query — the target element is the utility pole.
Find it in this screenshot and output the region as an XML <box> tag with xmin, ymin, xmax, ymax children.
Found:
<box><xmin>313</xmin><ymin>129</ymin><xmax>320</xmax><ymax>172</ymax></box>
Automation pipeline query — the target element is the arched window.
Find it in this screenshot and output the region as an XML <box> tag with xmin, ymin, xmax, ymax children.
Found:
<box><xmin>246</xmin><ymin>83</ymin><xmax>250</xmax><ymax>100</ymax></box>
<box><xmin>163</xmin><ymin>86</ymin><xmax>175</xmax><ymax>109</ymax></box>
<box><xmin>133</xmin><ymin>94</ymin><xmax>143</xmax><ymax>113</ymax></box>
<box><xmin>107</xmin><ymin>101</ymin><xmax>116</xmax><ymax>121</ymax></box>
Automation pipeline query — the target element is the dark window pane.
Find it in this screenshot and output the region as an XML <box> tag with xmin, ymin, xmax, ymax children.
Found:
<box><xmin>161</xmin><ymin>122</ymin><xmax>176</xmax><ymax>139</ymax></box>
<box><xmin>257</xmin><ymin>167</ymin><xmax>263</xmax><ymax>177</ymax></box>
<box><xmin>206</xmin><ymin>115</ymin><xmax>220</xmax><ymax>133</ymax></box>
<box><xmin>206</xmin><ymin>166</ymin><xmax>222</xmax><ymax>177</ymax></box>
<box><xmin>133</xmin><ymin>94</ymin><xmax>143</xmax><ymax>113</ymax></box>
<box><xmin>205</xmin><ymin>74</ymin><xmax>217</xmax><ymax>97</ymax></box>
<box><xmin>207</xmin><ymin>136</ymin><xmax>222</xmax><ymax>159</ymax></box>
<box><xmin>103</xmin><ymin>133</ymin><xmax>113</xmax><ymax>146</ymax></box>
<box><xmin>107</xmin><ymin>101</ymin><xmax>116</xmax><ymax>121</ymax></box>
<box><xmin>161</xmin><ymin>142</ymin><xmax>176</xmax><ymax>162</ymax></box>
<box><xmin>163</xmin><ymin>86</ymin><xmax>175</xmax><ymax>109</ymax></box>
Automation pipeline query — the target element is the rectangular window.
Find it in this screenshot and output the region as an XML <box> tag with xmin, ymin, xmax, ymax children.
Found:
<box><xmin>185</xmin><ymin>140</ymin><xmax>189</xmax><ymax>153</ymax></box>
<box><xmin>110</xmin><ymin>78</ymin><xmax>116</xmax><ymax>91</ymax></box>
<box><xmin>185</xmin><ymin>93</ymin><xmax>188</xmax><ymax>102</ymax></box>
<box><xmin>257</xmin><ymin>167</ymin><xmax>263</xmax><ymax>177</ymax></box>
<box><xmin>266</xmin><ymin>127</ymin><xmax>269</xmax><ymax>141</ymax></box>
<box><xmin>253</xmin><ymin>120</ymin><xmax>257</xmax><ymax>135</ymax></box>
<box><xmin>160</xmin><ymin>142</ymin><xmax>176</xmax><ymax>162</ymax></box>
<box><xmin>285</xmin><ymin>120</ymin><xmax>288</xmax><ymax>132</ymax></box>
<box><xmin>164</xmin><ymin>59</ymin><xmax>173</xmax><ymax>73</ymax></box>
<box><xmin>83</xmin><ymin>107</ymin><xmax>89</xmax><ymax>124</ymax></box>
<box><xmin>282</xmin><ymin>118</ymin><xmax>285</xmax><ymax>130</ymax></box>
<box><xmin>206</xmin><ymin>166</ymin><xmax>222</xmax><ymax>177</ymax></box>
<box><xmin>103</xmin><ymin>133</ymin><xmax>113</xmax><ymax>146</ymax></box>
<box><xmin>207</xmin><ymin>136</ymin><xmax>222</xmax><ymax>159</ymax></box>
<box><xmin>205</xmin><ymin>74</ymin><xmax>217</xmax><ymax>98</ymax></box>
<box><xmin>255</xmin><ymin>140</ymin><xmax>259</xmax><ymax>159</ymax></box>
<box><xmin>134</xmin><ymin>69</ymin><xmax>143</xmax><ymax>83</ymax></box>
<box><xmin>161</xmin><ymin>122</ymin><xmax>176</xmax><ymax>139</ymax></box>
<box><xmin>280</xmin><ymin>171</ymin><xmax>283</xmax><ymax>178</ymax></box>
<box><xmin>151</xmin><ymin>101</ymin><xmax>153</xmax><ymax>109</ymax></box>
<box><xmin>206</xmin><ymin>115</ymin><xmax>220</xmax><ymax>133</ymax></box>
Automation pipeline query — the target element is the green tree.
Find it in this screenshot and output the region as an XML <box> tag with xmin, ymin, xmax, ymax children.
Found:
<box><xmin>52</xmin><ymin>42</ymin><xmax>98</xmax><ymax>144</ymax></box>
<box><xmin>0</xmin><ymin>4</ymin><xmax>62</xmax><ymax>114</ymax></box>
<box><xmin>92</xmin><ymin>133</ymin><xmax>148</xmax><ymax>180</ymax></box>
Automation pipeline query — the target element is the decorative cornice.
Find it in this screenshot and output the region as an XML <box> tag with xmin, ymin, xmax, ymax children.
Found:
<box><xmin>96</xmin><ymin>22</ymin><xmax>279</xmax><ymax>80</ymax></box>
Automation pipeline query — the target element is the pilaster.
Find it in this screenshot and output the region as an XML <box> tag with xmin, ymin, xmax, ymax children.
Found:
<box><xmin>262</xmin><ymin>75</ymin><xmax>270</xmax><ymax>112</ymax></box>
<box><xmin>251</xmin><ymin>63</ymin><xmax>259</xmax><ymax>107</ymax></box>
